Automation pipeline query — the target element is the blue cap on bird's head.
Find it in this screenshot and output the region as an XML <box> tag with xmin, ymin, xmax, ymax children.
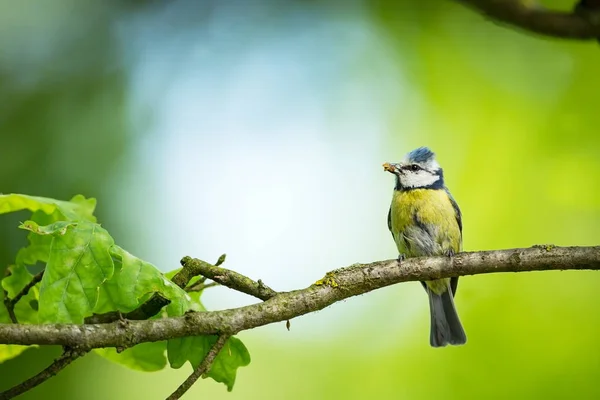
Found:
<box><xmin>405</xmin><ymin>147</ymin><xmax>435</xmax><ymax>164</ymax></box>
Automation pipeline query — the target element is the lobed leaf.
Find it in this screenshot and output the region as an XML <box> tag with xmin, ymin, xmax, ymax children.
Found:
<box><xmin>1</xmin><ymin>265</ymin><xmax>39</xmax><ymax>324</ymax></box>
<box><xmin>91</xmin><ymin>248</ymin><xmax>206</xmax><ymax>371</ymax></box>
<box><xmin>163</xmin><ymin>268</ymin><xmax>249</xmax><ymax>391</ymax></box>
<box><xmin>92</xmin><ymin>247</ymin><xmax>204</xmax><ymax>318</ymax></box>
<box><xmin>0</xmin><ymin>209</ymin><xmax>60</xmax><ymax>364</ymax></box>
<box><xmin>0</xmin><ymin>345</ymin><xmax>33</xmax><ymax>364</ymax></box>
<box><xmin>163</xmin><ymin>268</ymin><xmax>207</xmax><ymax>312</ymax></box>
<box><xmin>0</xmin><ymin>266</ymin><xmax>39</xmax><ymax>363</ymax></box>
<box><xmin>0</xmin><ymin>193</ymin><xmax>96</xmax><ymax>222</ymax></box>
<box><xmin>37</xmin><ymin>221</ymin><xmax>114</xmax><ymax>323</ymax></box>
<box><xmin>2</xmin><ymin>265</ymin><xmax>36</xmax><ymax>299</ymax></box>
<box><xmin>94</xmin><ymin>342</ymin><xmax>168</xmax><ymax>372</ymax></box>
<box><xmin>15</xmin><ymin>210</ymin><xmax>64</xmax><ymax>268</ymax></box>
<box><xmin>167</xmin><ymin>336</ymin><xmax>251</xmax><ymax>392</ymax></box>
<box><xmin>0</xmin><ymin>193</ymin><xmax>251</xmax><ymax>388</ymax></box>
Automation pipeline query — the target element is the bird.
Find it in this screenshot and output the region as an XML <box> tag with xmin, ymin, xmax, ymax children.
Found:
<box><xmin>383</xmin><ymin>147</ymin><xmax>466</xmax><ymax>347</ymax></box>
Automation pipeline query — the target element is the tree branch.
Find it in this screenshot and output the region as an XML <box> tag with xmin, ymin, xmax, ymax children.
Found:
<box><xmin>176</xmin><ymin>256</ymin><xmax>277</xmax><ymax>301</ymax></box>
<box><xmin>84</xmin><ymin>253</ymin><xmax>225</xmax><ymax>324</ymax></box>
<box><xmin>0</xmin><ymin>246</ymin><xmax>598</xmax><ymax>348</ymax></box>
<box><xmin>0</xmin><ymin>347</ymin><xmax>85</xmax><ymax>400</ymax></box>
<box><xmin>456</xmin><ymin>0</ymin><xmax>600</xmax><ymax>39</ymax></box>
<box><xmin>0</xmin><ymin>289</ymin><xmax>178</xmax><ymax>398</ymax></box>
<box><xmin>165</xmin><ymin>334</ymin><xmax>231</xmax><ymax>400</ymax></box>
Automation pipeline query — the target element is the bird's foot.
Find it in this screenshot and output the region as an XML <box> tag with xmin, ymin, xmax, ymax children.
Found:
<box><xmin>397</xmin><ymin>253</ymin><xmax>405</xmax><ymax>264</ymax></box>
<box><xmin>445</xmin><ymin>249</ymin><xmax>455</xmax><ymax>258</ymax></box>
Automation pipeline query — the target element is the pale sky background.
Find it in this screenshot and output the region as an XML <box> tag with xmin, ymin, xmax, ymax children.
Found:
<box><xmin>109</xmin><ymin>0</ymin><xmax>427</xmax><ymax>346</ymax></box>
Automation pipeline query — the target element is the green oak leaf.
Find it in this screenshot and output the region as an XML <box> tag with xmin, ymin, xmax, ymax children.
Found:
<box><xmin>208</xmin><ymin>337</ymin><xmax>251</xmax><ymax>391</ymax></box>
<box><xmin>0</xmin><ymin>194</ymin><xmax>97</xmax><ymax>362</ymax></box>
<box><xmin>92</xmin><ymin>247</ymin><xmax>202</xmax><ymax>370</ymax></box>
<box><xmin>95</xmin><ymin>342</ymin><xmax>168</xmax><ymax>372</ymax></box>
<box><xmin>0</xmin><ymin>266</ymin><xmax>39</xmax><ymax>363</ymax></box>
<box><xmin>0</xmin><ymin>193</ymin><xmax>97</xmax><ymax>222</ymax></box>
<box><xmin>96</xmin><ymin>246</ymin><xmax>202</xmax><ymax>316</ymax></box>
<box><xmin>167</xmin><ymin>336</ymin><xmax>251</xmax><ymax>391</ymax></box>
<box><xmin>37</xmin><ymin>221</ymin><xmax>114</xmax><ymax>323</ymax></box>
<box><xmin>0</xmin><ymin>345</ymin><xmax>33</xmax><ymax>364</ymax></box>
<box><xmin>164</xmin><ymin>267</ymin><xmax>249</xmax><ymax>391</ymax></box>
<box><xmin>0</xmin><ymin>193</ymin><xmax>250</xmax><ymax>386</ymax></box>
<box><xmin>2</xmin><ymin>264</ymin><xmax>36</xmax><ymax>298</ymax></box>
<box><xmin>15</xmin><ymin>210</ymin><xmax>64</xmax><ymax>268</ymax></box>
<box><xmin>163</xmin><ymin>268</ymin><xmax>207</xmax><ymax>312</ymax></box>
<box><xmin>1</xmin><ymin>265</ymin><xmax>39</xmax><ymax>324</ymax></box>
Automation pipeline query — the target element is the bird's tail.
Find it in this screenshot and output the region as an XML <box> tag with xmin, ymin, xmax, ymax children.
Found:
<box><xmin>427</xmin><ymin>283</ymin><xmax>467</xmax><ymax>347</ymax></box>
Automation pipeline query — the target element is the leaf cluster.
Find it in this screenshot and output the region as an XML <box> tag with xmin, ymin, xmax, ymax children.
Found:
<box><xmin>0</xmin><ymin>194</ymin><xmax>250</xmax><ymax>391</ymax></box>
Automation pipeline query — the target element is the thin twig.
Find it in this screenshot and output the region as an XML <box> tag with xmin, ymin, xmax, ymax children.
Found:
<box><xmin>165</xmin><ymin>334</ymin><xmax>231</xmax><ymax>400</ymax></box>
<box><xmin>174</xmin><ymin>256</ymin><xmax>277</xmax><ymax>301</ymax></box>
<box><xmin>2</xmin><ymin>292</ymin><xmax>17</xmax><ymax>324</ymax></box>
<box><xmin>12</xmin><ymin>271</ymin><xmax>44</xmax><ymax>305</ymax></box>
<box><xmin>2</xmin><ymin>291</ymin><xmax>174</xmax><ymax>398</ymax></box>
<box><xmin>0</xmin><ymin>347</ymin><xmax>86</xmax><ymax>400</ymax></box>
<box><xmin>84</xmin><ymin>292</ymin><xmax>171</xmax><ymax>324</ymax></box>
<box><xmin>172</xmin><ymin>255</ymin><xmax>223</xmax><ymax>290</ymax></box>
<box><xmin>2</xmin><ymin>270</ymin><xmax>44</xmax><ymax>324</ymax></box>
<box><xmin>185</xmin><ymin>281</ymin><xmax>219</xmax><ymax>292</ymax></box>
<box><xmin>0</xmin><ymin>245</ymin><xmax>598</xmax><ymax>349</ymax></box>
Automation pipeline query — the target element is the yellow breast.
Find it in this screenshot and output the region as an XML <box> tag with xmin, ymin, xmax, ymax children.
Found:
<box><xmin>390</xmin><ymin>189</ymin><xmax>461</xmax><ymax>257</ymax></box>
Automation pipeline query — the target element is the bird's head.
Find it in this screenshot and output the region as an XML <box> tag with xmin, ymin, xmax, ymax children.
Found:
<box><xmin>383</xmin><ymin>147</ymin><xmax>444</xmax><ymax>190</ymax></box>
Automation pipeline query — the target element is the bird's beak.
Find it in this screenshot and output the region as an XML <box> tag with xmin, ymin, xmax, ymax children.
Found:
<box><xmin>383</xmin><ymin>162</ymin><xmax>402</xmax><ymax>175</ymax></box>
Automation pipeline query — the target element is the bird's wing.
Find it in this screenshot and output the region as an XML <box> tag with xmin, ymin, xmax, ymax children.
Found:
<box><xmin>446</xmin><ymin>188</ymin><xmax>462</xmax><ymax>235</ymax></box>
<box><xmin>445</xmin><ymin>188</ymin><xmax>462</xmax><ymax>295</ymax></box>
<box><xmin>387</xmin><ymin>206</ymin><xmax>394</xmax><ymax>239</ymax></box>
<box><xmin>405</xmin><ymin>191</ymin><xmax>462</xmax><ymax>295</ymax></box>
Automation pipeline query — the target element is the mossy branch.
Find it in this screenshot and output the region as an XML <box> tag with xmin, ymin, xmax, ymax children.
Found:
<box><xmin>0</xmin><ymin>245</ymin><xmax>598</xmax><ymax>349</ymax></box>
<box><xmin>174</xmin><ymin>255</ymin><xmax>277</xmax><ymax>301</ymax></box>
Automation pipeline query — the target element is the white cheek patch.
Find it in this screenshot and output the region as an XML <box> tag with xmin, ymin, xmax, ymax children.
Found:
<box><xmin>400</xmin><ymin>170</ymin><xmax>439</xmax><ymax>188</ymax></box>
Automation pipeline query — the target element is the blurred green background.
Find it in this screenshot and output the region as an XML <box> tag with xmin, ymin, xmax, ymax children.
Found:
<box><xmin>1</xmin><ymin>0</ymin><xmax>599</xmax><ymax>399</ymax></box>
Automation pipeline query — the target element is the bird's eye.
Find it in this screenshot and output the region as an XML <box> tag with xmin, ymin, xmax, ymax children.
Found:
<box><xmin>410</xmin><ymin>164</ymin><xmax>420</xmax><ymax>171</ymax></box>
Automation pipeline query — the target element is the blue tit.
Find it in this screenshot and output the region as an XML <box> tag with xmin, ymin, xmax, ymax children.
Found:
<box><xmin>383</xmin><ymin>147</ymin><xmax>466</xmax><ymax>347</ymax></box>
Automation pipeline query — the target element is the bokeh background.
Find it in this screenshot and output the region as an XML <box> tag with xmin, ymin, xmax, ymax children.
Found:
<box><xmin>1</xmin><ymin>0</ymin><xmax>600</xmax><ymax>399</ymax></box>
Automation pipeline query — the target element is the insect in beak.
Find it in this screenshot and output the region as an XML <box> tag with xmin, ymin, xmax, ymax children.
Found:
<box><xmin>383</xmin><ymin>162</ymin><xmax>402</xmax><ymax>174</ymax></box>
